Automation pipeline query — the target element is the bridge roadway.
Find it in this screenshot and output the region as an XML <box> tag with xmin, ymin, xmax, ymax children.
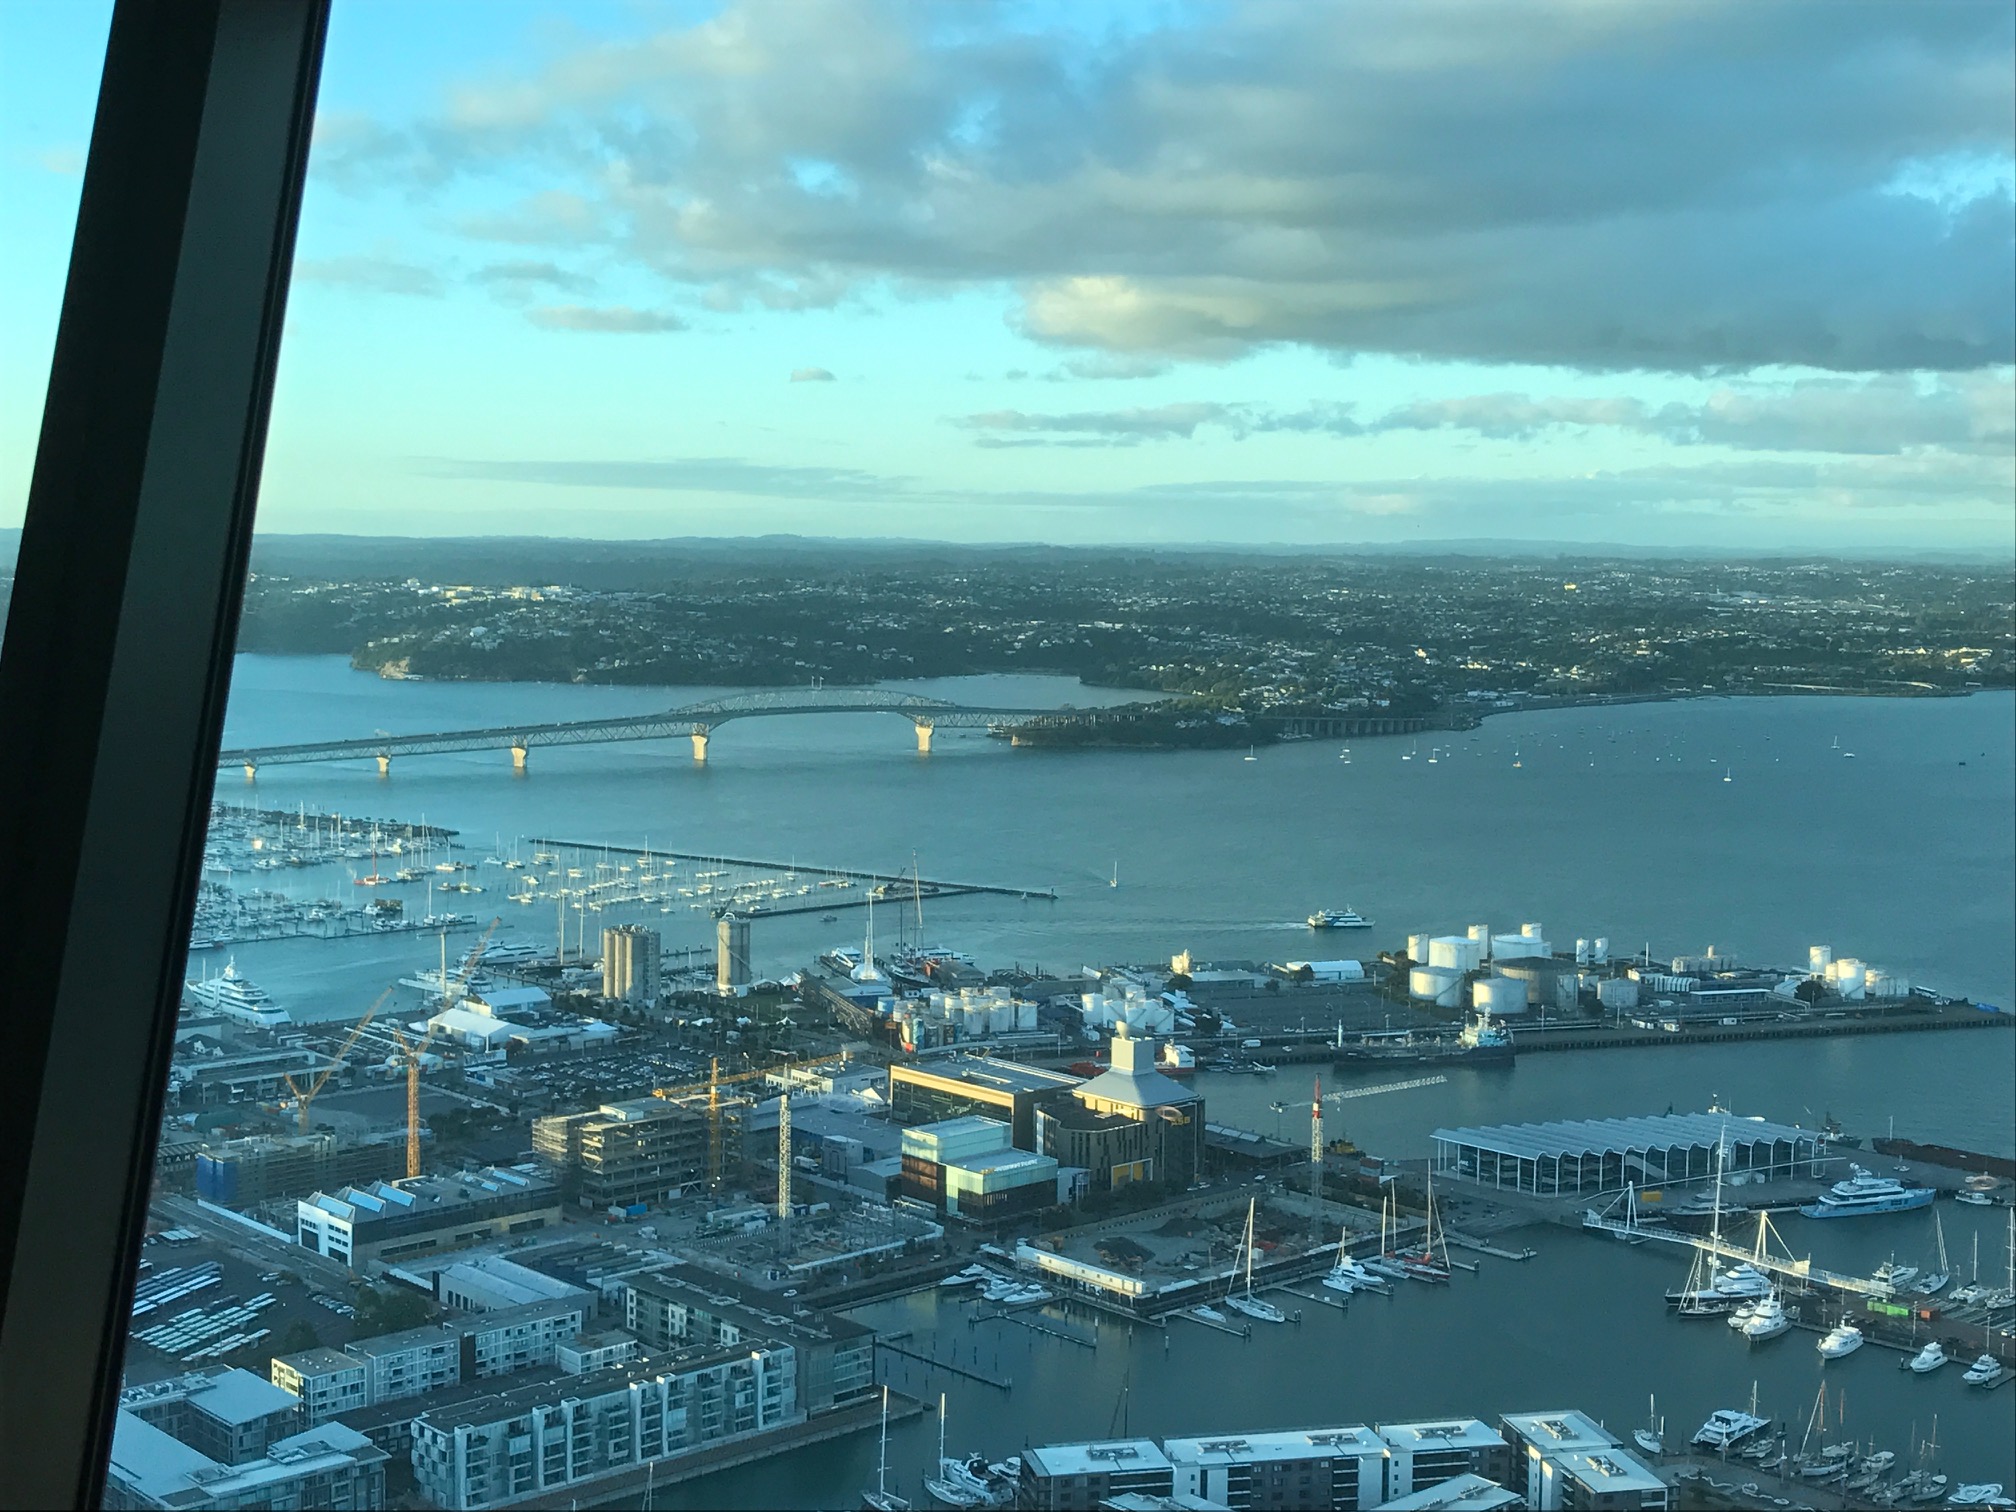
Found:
<box><xmin>217</xmin><ymin>688</ymin><xmax>1154</xmax><ymax>774</ymax></box>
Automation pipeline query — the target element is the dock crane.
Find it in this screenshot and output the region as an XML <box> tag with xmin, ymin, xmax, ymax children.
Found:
<box><xmin>280</xmin><ymin>990</ymin><xmax>391</xmax><ymax>1133</ymax></box>
<box><xmin>651</xmin><ymin>1051</ymin><xmax>854</xmax><ymax>1191</ymax></box>
<box><xmin>392</xmin><ymin>917</ymin><xmax>501</xmax><ymax>1179</ymax></box>
<box><xmin>1307</xmin><ymin>1074</ymin><xmax>1449</xmax><ymax>1232</ymax></box>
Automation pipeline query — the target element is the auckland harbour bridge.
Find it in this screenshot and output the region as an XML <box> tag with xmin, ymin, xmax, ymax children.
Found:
<box><xmin>218</xmin><ymin>687</ymin><xmax>1434</xmax><ymax>777</ymax></box>
<box><xmin>218</xmin><ymin>687</ymin><xmax>1158</xmax><ymax>776</ymax></box>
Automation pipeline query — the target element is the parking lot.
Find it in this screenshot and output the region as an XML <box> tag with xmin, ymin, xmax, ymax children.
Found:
<box><xmin>122</xmin><ymin>1234</ymin><xmax>360</xmax><ymax>1386</ymax></box>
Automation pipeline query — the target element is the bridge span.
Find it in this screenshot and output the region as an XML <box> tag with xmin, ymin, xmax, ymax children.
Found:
<box><xmin>218</xmin><ymin>688</ymin><xmax>1155</xmax><ymax>776</ymax></box>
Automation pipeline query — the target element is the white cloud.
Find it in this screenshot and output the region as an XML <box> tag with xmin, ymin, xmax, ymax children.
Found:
<box><xmin>526</xmin><ymin>304</ymin><xmax>686</xmax><ymax>332</ymax></box>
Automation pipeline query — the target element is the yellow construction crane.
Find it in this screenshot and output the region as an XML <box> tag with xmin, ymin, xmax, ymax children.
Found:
<box><xmin>390</xmin><ymin>918</ymin><xmax>502</xmax><ymax>1179</ymax></box>
<box><xmin>651</xmin><ymin>1052</ymin><xmax>853</xmax><ymax>1190</ymax></box>
<box><xmin>280</xmin><ymin>989</ymin><xmax>390</xmax><ymax>1133</ymax></box>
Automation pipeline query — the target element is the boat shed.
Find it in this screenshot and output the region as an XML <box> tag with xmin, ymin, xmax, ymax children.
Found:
<box><xmin>1430</xmin><ymin>1111</ymin><xmax>1823</xmax><ymax>1195</ymax></box>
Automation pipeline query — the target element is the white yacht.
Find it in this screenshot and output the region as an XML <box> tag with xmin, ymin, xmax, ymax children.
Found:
<box><xmin>184</xmin><ymin>959</ymin><xmax>289</xmax><ymax>1030</ymax></box>
<box><xmin>1692</xmin><ymin>1410</ymin><xmax>1771</xmax><ymax>1450</ymax></box>
<box><xmin>1800</xmin><ymin>1166</ymin><xmax>1935</xmax><ymax>1219</ymax></box>
<box><xmin>1961</xmin><ymin>1353</ymin><xmax>2003</xmax><ymax>1385</ymax></box>
<box><xmin>1948</xmin><ymin>1485</ymin><xmax>2007</xmax><ymax>1506</ymax></box>
<box><xmin>1742</xmin><ymin>1295</ymin><xmax>1791</xmax><ymax>1341</ymax></box>
<box><xmin>1875</xmin><ymin>1258</ymin><xmax>1921</xmax><ymax>1291</ymax></box>
<box><xmin>1817</xmin><ymin>1321</ymin><xmax>1865</xmax><ymax>1359</ymax></box>
<box><xmin>1907</xmin><ymin>1341</ymin><xmax>1948</xmax><ymax>1373</ymax></box>
<box><xmin>1712</xmin><ymin>1262</ymin><xmax>1776</xmax><ymax>1298</ymax></box>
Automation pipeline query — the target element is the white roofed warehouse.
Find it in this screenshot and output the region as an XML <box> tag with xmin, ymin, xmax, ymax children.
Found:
<box><xmin>1431</xmin><ymin>1112</ymin><xmax>1824</xmax><ymax>1196</ymax></box>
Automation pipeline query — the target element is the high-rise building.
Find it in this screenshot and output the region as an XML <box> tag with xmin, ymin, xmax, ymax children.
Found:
<box><xmin>716</xmin><ymin>914</ymin><xmax>753</xmax><ymax>994</ymax></box>
<box><xmin>601</xmin><ymin>924</ymin><xmax>661</xmax><ymax>1003</ymax></box>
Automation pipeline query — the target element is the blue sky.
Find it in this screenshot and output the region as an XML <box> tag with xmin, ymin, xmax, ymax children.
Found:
<box><xmin>3</xmin><ymin>1</ymin><xmax>2012</xmax><ymax>551</ymax></box>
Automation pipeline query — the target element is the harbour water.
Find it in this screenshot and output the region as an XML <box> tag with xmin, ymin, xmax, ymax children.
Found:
<box><xmin>203</xmin><ymin>657</ymin><xmax>2016</xmax><ymax>1503</ymax></box>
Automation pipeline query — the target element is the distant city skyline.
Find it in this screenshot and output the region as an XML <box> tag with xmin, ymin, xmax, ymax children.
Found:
<box><xmin>2</xmin><ymin>1</ymin><xmax>2011</xmax><ymax>552</ymax></box>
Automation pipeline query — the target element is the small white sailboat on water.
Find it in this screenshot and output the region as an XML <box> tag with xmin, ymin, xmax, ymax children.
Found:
<box><xmin>1224</xmin><ymin>1199</ymin><xmax>1287</xmax><ymax>1322</ymax></box>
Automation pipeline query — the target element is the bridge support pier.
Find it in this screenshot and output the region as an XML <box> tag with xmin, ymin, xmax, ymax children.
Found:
<box><xmin>691</xmin><ymin>729</ymin><xmax>709</xmax><ymax>763</ymax></box>
<box><xmin>913</xmin><ymin>722</ymin><xmax>934</xmax><ymax>755</ymax></box>
<box><xmin>242</xmin><ymin>762</ymin><xmax>256</xmax><ymax>782</ymax></box>
<box><xmin>511</xmin><ymin>744</ymin><xmax>528</xmax><ymax>773</ymax></box>
<box><xmin>376</xmin><ymin>754</ymin><xmax>391</xmax><ymax>778</ymax></box>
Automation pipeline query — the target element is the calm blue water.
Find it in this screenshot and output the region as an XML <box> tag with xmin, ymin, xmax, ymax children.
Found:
<box><xmin>207</xmin><ymin>659</ymin><xmax>2016</xmax><ymax>1501</ymax></box>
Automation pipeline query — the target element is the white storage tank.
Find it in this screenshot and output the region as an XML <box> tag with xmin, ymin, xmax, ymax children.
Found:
<box><xmin>1809</xmin><ymin>944</ymin><xmax>1833</xmax><ymax>975</ymax></box>
<box><xmin>1015</xmin><ymin>1000</ymin><xmax>1038</xmax><ymax>1032</ymax></box>
<box><xmin>1473</xmin><ymin>976</ymin><xmax>1526</xmax><ymax>1016</ymax></box>
<box><xmin>1492</xmin><ymin>933</ymin><xmax>1546</xmax><ymax>962</ymax></box>
<box><xmin>1866</xmin><ymin>972</ymin><xmax>1910</xmax><ymax>999</ymax></box>
<box><xmin>990</xmin><ymin>1001</ymin><xmax>1015</xmax><ymax>1035</ymax></box>
<box><xmin>1597</xmin><ymin>976</ymin><xmax>1641</xmax><ymax>1011</ymax></box>
<box><xmin>1407</xmin><ymin>933</ymin><xmax>1433</xmax><ymax>964</ymax></box>
<box><xmin>1575</xmin><ymin>939</ymin><xmax>1591</xmax><ymax>965</ymax></box>
<box><xmin>1428</xmin><ymin>936</ymin><xmax>1482</xmax><ymax>973</ymax></box>
<box><xmin>1521</xmin><ymin>922</ymin><xmax>1546</xmax><ymax>940</ymax></box>
<box><xmin>1468</xmin><ymin>924</ymin><xmax>1492</xmax><ymax>961</ymax></box>
<box><xmin>1590</xmin><ymin>937</ymin><xmax>1609</xmax><ymax>964</ymax></box>
<box><xmin>1408</xmin><ymin>966</ymin><xmax>1465</xmax><ymax>1007</ymax></box>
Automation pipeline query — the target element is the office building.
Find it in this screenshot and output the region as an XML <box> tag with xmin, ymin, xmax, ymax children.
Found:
<box><xmin>294</xmin><ymin>1166</ymin><xmax>561</xmax><ymax>1268</ymax></box>
<box><xmin>716</xmin><ymin>914</ymin><xmax>753</xmax><ymax>994</ymax></box>
<box><xmin>271</xmin><ymin>1298</ymin><xmax>590</xmax><ymax>1425</ymax></box>
<box><xmin>1163</xmin><ymin>1427</ymin><xmax>1387</xmax><ymax>1511</ymax></box>
<box><xmin>1500</xmin><ymin>1412</ymin><xmax>1666</xmax><ymax>1510</ymax></box>
<box><xmin>604</xmin><ymin>924</ymin><xmax>662</xmax><ymax>1003</ymax></box>
<box><xmin>193</xmin><ymin>1132</ymin><xmax>400</xmax><ymax>1209</ymax></box>
<box><xmin>1036</xmin><ymin>1027</ymin><xmax>1204</xmax><ymax>1191</ymax></box>
<box><xmin>623</xmin><ymin>1265</ymin><xmax>876</xmax><ymax>1415</ymax></box>
<box><xmin>1018</xmin><ymin>1440</ymin><xmax>1176</xmax><ymax>1510</ymax></box>
<box><xmin>899</xmin><ymin>1116</ymin><xmax>1057</xmax><ymax>1219</ymax></box>
<box><xmin>531</xmin><ymin>1096</ymin><xmax>712</xmax><ymax>1209</ymax></box>
<box><xmin>104</xmin><ymin>1368</ymin><xmax>387</xmax><ymax>1511</ymax></box>
<box><xmin>410</xmin><ymin>1343</ymin><xmax>796</xmax><ymax>1511</ymax></box>
<box><xmin>888</xmin><ymin>1056</ymin><xmax>1085</xmax><ymax>1150</ymax></box>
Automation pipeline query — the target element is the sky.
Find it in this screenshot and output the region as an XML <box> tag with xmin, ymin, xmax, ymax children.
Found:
<box><xmin>3</xmin><ymin>0</ymin><xmax>2013</xmax><ymax>553</ymax></box>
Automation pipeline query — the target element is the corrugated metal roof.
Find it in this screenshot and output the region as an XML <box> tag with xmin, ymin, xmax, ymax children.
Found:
<box><xmin>1430</xmin><ymin>1111</ymin><xmax>1817</xmax><ymax>1160</ymax></box>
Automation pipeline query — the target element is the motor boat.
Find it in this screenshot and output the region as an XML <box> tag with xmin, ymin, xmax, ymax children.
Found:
<box><xmin>1742</xmin><ymin>1295</ymin><xmax>1791</xmax><ymax>1341</ymax></box>
<box><xmin>1817</xmin><ymin>1321</ymin><xmax>1865</xmax><ymax>1359</ymax></box>
<box><xmin>1907</xmin><ymin>1341</ymin><xmax>1948</xmax><ymax>1373</ymax></box>
<box><xmin>1947</xmin><ymin>1486</ymin><xmax>2007</xmax><ymax>1507</ymax></box>
<box><xmin>1961</xmin><ymin>1353</ymin><xmax>2003</xmax><ymax>1385</ymax></box>
<box><xmin>1801</xmin><ymin>1167</ymin><xmax>1935</xmax><ymax>1219</ymax></box>
<box><xmin>1691</xmin><ymin>1410</ymin><xmax>1770</xmax><ymax>1450</ymax></box>
<box><xmin>1727</xmin><ymin>1300</ymin><xmax>1761</xmax><ymax>1330</ymax></box>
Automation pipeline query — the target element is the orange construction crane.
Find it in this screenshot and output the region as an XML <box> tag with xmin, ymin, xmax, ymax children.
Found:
<box><xmin>387</xmin><ymin>1022</ymin><xmax>442</xmax><ymax>1180</ymax></box>
<box><xmin>280</xmin><ymin>989</ymin><xmax>390</xmax><ymax>1133</ymax></box>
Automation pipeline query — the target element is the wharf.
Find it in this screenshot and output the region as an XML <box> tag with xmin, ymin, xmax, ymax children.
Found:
<box><xmin>1445</xmin><ymin>1230</ymin><xmax>1537</xmax><ymax>1262</ymax></box>
<box><xmin>1175</xmin><ymin>1307</ymin><xmax>1252</xmax><ymax>1338</ymax></box>
<box><xmin>877</xmin><ymin>1339</ymin><xmax>1013</xmax><ymax>1392</ymax></box>
<box><xmin>1507</xmin><ymin>1005</ymin><xmax>2011</xmax><ymax>1054</ymax></box>
<box><xmin>526</xmin><ymin>837</ymin><xmax>1057</xmax><ymax>901</ymax></box>
<box><xmin>974</xmin><ymin>1310</ymin><xmax>1096</xmax><ymax>1347</ymax></box>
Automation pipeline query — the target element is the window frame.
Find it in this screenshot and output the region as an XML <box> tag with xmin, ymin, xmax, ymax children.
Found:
<box><xmin>0</xmin><ymin>1</ymin><xmax>329</xmax><ymax>1503</ymax></box>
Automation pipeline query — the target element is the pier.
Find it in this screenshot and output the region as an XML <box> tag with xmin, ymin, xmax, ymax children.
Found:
<box><xmin>526</xmin><ymin>837</ymin><xmax>1056</xmax><ymax>903</ymax></box>
<box><xmin>974</xmin><ymin>1311</ymin><xmax>1097</xmax><ymax>1348</ymax></box>
<box><xmin>1445</xmin><ymin>1231</ymin><xmax>1537</xmax><ymax>1262</ymax></box>
<box><xmin>876</xmin><ymin>1340</ymin><xmax>1013</xmax><ymax>1392</ymax></box>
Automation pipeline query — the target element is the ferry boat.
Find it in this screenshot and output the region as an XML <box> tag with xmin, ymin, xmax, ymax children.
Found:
<box><xmin>1691</xmin><ymin>1409</ymin><xmax>1770</xmax><ymax>1450</ymax></box>
<box><xmin>1307</xmin><ymin>909</ymin><xmax>1374</xmax><ymax>930</ymax></box>
<box><xmin>1799</xmin><ymin>1166</ymin><xmax>1936</xmax><ymax>1219</ymax></box>
<box><xmin>184</xmin><ymin>959</ymin><xmax>290</xmax><ymax>1030</ymax></box>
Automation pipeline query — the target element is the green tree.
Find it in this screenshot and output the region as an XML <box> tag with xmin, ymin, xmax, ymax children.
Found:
<box><xmin>271</xmin><ymin>1318</ymin><xmax>320</xmax><ymax>1356</ymax></box>
<box><xmin>1794</xmin><ymin>978</ymin><xmax>1827</xmax><ymax>1006</ymax></box>
<box><xmin>349</xmin><ymin>1284</ymin><xmax>438</xmax><ymax>1340</ymax></box>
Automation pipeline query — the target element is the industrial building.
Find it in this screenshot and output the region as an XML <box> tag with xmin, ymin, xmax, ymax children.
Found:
<box><xmin>1036</xmin><ymin>1028</ymin><xmax>1204</xmax><ymax>1192</ymax></box>
<box><xmin>900</xmin><ymin>1116</ymin><xmax>1060</xmax><ymax>1220</ymax></box>
<box><xmin>271</xmin><ymin>1297</ymin><xmax>591</xmax><ymax>1425</ymax></box>
<box><xmin>531</xmin><ymin>1096</ymin><xmax>714</xmax><ymax>1210</ymax></box>
<box><xmin>294</xmin><ymin>1166</ymin><xmax>562</xmax><ymax>1268</ymax></box>
<box><xmin>716</xmin><ymin>913</ymin><xmax>753</xmax><ymax>994</ymax></box>
<box><xmin>105</xmin><ymin>1369</ymin><xmax>387</xmax><ymax>1511</ymax></box>
<box><xmin>603</xmin><ymin>923</ymin><xmax>662</xmax><ymax>1002</ymax></box>
<box><xmin>1500</xmin><ymin>1412</ymin><xmax>1668</xmax><ymax>1510</ymax></box>
<box><xmin>193</xmin><ymin>1131</ymin><xmax>400</xmax><ymax>1208</ymax></box>
<box><xmin>1431</xmin><ymin>1112</ymin><xmax>1824</xmax><ymax>1196</ymax></box>
<box><xmin>888</xmin><ymin>1055</ymin><xmax>1085</xmax><ymax>1149</ymax></box>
